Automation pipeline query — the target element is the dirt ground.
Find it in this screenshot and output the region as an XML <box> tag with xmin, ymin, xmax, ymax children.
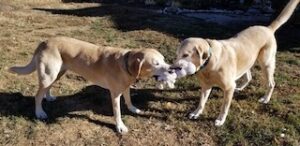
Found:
<box><xmin>0</xmin><ymin>0</ymin><xmax>299</xmax><ymax>145</ymax></box>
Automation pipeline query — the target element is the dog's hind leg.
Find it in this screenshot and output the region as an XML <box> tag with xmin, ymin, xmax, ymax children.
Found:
<box><xmin>257</xmin><ymin>40</ymin><xmax>276</xmax><ymax>104</ymax></box>
<box><xmin>44</xmin><ymin>70</ymin><xmax>66</xmax><ymax>101</ymax></box>
<box><xmin>35</xmin><ymin>58</ymin><xmax>62</xmax><ymax>119</ymax></box>
<box><xmin>235</xmin><ymin>70</ymin><xmax>252</xmax><ymax>91</ymax></box>
<box><xmin>35</xmin><ymin>85</ymin><xmax>50</xmax><ymax>119</ymax></box>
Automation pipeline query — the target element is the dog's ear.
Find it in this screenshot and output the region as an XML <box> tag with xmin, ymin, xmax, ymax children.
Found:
<box><xmin>193</xmin><ymin>46</ymin><xmax>209</xmax><ymax>60</ymax></box>
<box><xmin>193</xmin><ymin>47</ymin><xmax>201</xmax><ymax>57</ymax></box>
<box><xmin>128</xmin><ymin>52</ymin><xmax>145</xmax><ymax>78</ymax></box>
<box><xmin>202</xmin><ymin>52</ymin><xmax>208</xmax><ymax>60</ymax></box>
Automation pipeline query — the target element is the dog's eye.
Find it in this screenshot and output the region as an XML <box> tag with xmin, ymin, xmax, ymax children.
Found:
<box><xmin>153</xmin><ymin>60</ymin><xmax>160</xmax><ymax>66</ymax></box>
<box><xmin>182</xmin><ymin>54</ymin><xmax>189</xmax><ymax>58</ymax></box>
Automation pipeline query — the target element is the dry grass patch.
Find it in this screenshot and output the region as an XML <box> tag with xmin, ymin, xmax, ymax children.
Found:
<box><xmin>0</xmin><ymin>0</ymin><xmax>299</xmax><ymax>145</ymax></box>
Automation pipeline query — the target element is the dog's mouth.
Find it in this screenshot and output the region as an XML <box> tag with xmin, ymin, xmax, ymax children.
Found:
<box><xmin>171</xmin><ymin>60</ymin><xmax>197</xmax><ymax>78</ymax></box>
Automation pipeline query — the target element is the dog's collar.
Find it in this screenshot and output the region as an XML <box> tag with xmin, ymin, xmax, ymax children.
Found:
<box><xmin>124</xmin><ymin>51</ymin><xmax>133</xmax><ymax>76</ymax></box>
<box><xmin>199</xmin><ymin>47</ymin><xmax>212</xmax><ymax>70</ymax></box>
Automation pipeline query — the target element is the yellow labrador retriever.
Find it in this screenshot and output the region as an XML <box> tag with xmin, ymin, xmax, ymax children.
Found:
<box><xmin>9</xmin><ymin>36</ymin><xmax>176</xmax><ymax>134</ymax></box>
<box><xmin>173</xmin><ymin>0</ymin><xmax>299</xmax><ymax>126</ymax></box>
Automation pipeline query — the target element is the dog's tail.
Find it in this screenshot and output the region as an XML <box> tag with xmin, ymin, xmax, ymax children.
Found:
<box><xmin>8</xmin><ymin>42</ymin><xmax>46</xmax><ymax>75</ymax></box>
<box><xmin>268</xmin><ymin>0</ymin><xmax>299</xmax><ymax>32</ymax></box>
<box><xmin>9</xmin><ymin>56</ymin><xmax>37</xmax><ymax>75</ymax></box>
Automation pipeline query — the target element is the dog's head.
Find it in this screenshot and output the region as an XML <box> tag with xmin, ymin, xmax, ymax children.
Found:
<box><xmin>172</xmin><ymin>38</ymin><xmax>211</xmax><ymax>78</ymax></box>
<box><xmin>127</xmin><ymin>49</ymin><xmax>176</xmax><ymax>88</ymax></box>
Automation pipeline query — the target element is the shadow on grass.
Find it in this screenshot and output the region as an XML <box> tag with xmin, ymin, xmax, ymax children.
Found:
<box><xmin>32</xmin><ymin>5</ymin><xmax>234</xmax><ymax>40</ymax></box>
<box><xmin>0</xmin><ymin>85</ymin><xmax>269</xmax><ymax>133</ymax></box>
<box><xmin>0</xmin><ymin>85</ymin><xmax>202</xmax><ymax>131</ymax></box>
<box><xmin>0</xmin><ymin>86</ymin><xmax>115</xmax><ymax>130</ymax></box>
<box><xmin>33</xmin><ymin>4</ymin><xmax>300</xmax><ymax>52</ymax></box>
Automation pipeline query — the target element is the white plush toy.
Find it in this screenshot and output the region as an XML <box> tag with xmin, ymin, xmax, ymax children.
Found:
<box><xmin>155</xmin><ymin>60</ymin><xmax>197</xmax><ymax>89</ymax></box>
<box><xmin>173</xmin><ymin>59</ymin><xmax>197</xmax><ymax>78</ymax></box>
<box><xmin>156</xmin><ymin>70</ymin><xmax>177</xmax><ymax>89</ymax></box>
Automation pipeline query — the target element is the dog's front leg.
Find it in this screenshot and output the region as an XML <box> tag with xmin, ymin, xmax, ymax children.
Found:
<box><xmin>110</xmin><ymin>92</ymin><xmax>128</xmax><ymax>134</ymax></box>
<box><xmin>189</xmin><ymin>87</ymin><xmax>212</xmax><ymax>119</ymax></box>
<box><xmin>215</xmin><ymin>83</ymin><xmax>236</xmax><ymax>126</ymax></box>
<box><xmin>123</xmin><ymin>88</ymin><xmax>142</xmax><ymax>114</ymax></box>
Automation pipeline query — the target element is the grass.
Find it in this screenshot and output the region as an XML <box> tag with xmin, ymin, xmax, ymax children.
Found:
<box><xmin>0</xmin><ymin>0</ymin><xmax>299</xmax><ymax>145</ymax></box>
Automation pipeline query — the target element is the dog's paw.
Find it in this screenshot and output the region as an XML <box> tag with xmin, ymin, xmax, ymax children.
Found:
<box><xmin>35</xmin><ymin>110</ymin><xmax>48</xmax><ymax>119</ymax></box>
<box><xmin>116</xmin><ymin>123</ymin><xmax>128</xmax><ymax>134</ymax></box>
<box><xmin>215</xmin><ymin>119</ymin><xmax>225</xmax><ymax>127</ymax></box>
<box><xmin>45</xmin><ymin>95</ymin><xmax>56</xmax><ymax>102</ymax></box>
<box><xmin>258</xmin><ymin>96</ymin><xmax>270</xmax><ymax>104</ymax></box>
<box><xmin>188</xmin><ymin>112</ymin><xmax>200</xmax><ymax>120</ymax></box>
<box><xmin>128</xmin><ymin>106</ymin><xmax>142</xmax><ymax>114</ymax></box>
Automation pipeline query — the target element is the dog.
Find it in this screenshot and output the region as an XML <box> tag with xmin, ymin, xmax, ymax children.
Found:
<box><xmin>172</xmin><ymin>0</ymin><xmax>299</xmax><ymax>126</ymax></box>
<box><xmin>9</xmin><ymin>36</ymin><xmax>176</xmax><ymax>134</ymax></box>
